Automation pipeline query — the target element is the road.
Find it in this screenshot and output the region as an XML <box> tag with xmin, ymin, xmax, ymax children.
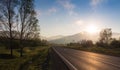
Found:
<box><xmin>52</xmin><ymin>47</ymin><xmax>120</xmax><ymax>70</ymax></box>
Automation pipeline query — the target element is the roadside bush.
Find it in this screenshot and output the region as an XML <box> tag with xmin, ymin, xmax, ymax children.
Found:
<box><xmin>81</xmin><ymin>40</ymin><xmax>93</xmax><ymax>47</ymax></box>
<box><xmin>96</xmin><ymin>42</ymin><xmax>108</xmax><ymax>47</ymax></box>
<box><xmin>110</xmin><ymin>39</ymin><xmax>120</xmax><ymax>48</ymax></box>
<box><xmin>67</xmin><ymin>43</ymin><xmax>80</xmax><ymax>46</ymax></box>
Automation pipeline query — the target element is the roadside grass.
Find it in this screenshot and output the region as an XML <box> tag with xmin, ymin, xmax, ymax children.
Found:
<box><xmin>24</xmin><ymin>47</ymin><xmax>50</xmax><ymax>70</ymax></box>
<box><xmin>0</xmin><ymin>46</ymin><xmax>50</xmax><ymax>70</ymax></box>
<box><xmin>64</xmin><ymin>46</ymin><xmax>120</xmax><ymax>57</ymax></box>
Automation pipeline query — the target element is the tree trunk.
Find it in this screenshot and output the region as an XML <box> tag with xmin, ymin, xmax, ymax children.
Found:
<box><xmin>20</xmin><ymin>33</ymin><xmax>23</xmax><ymax>57</ymax></box>
<box><xmin>20</xmin><ymin>47</ymin><xmax>23</xmax><ymax>57</ymax></box>
<box><xmin>10</xmin><ymin>47</ymin><xmax>13</xmax><ymax>56</ymax></box>
<box><xmin>8</xmin><ymin>0</ymin><xmax>13</xmax><ymax>56</ymax></box>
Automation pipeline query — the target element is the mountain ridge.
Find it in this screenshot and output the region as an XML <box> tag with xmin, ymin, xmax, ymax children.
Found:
<box><xmin>41</xmin><ymin>32</ymin><xmax>120</xmax><ymax>44</ymax></box>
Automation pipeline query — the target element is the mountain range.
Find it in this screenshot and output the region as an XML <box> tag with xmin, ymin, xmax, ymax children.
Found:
<box><xmin>41</xmin><ymin>32</ymin><xmax>120</xmax><ymax>44</ymax></box>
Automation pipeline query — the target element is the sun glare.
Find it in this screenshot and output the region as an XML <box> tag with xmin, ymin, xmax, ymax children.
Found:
<box><xmin>86</xmin><ymin>24</ymin><xmax>98</xmax><ymax>34</ymax></box>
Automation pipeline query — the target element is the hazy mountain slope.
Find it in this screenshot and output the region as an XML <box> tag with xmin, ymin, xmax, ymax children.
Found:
<box><xmin>49</xmin><ymin>32</ymin><xmax>99</xmax><ymax>44</ymax></box>
<box><xmin>47</xmin><ymin>35</ymin><xmax>64</xmax><ymax>41</ymax></box>
<box><xmin>40</xmin><ymin>36</ymin><xmax>47</xmax><ymax>40</ymax></box>
<box><xmin>49</xmin><ymin>32</ymin><xmax>120</xmax><ymax>44</ymax></box>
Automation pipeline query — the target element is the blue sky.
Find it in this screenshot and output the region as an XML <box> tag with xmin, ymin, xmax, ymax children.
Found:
<box><xmin>35</xmin><ymin>0</ymin><xmax>120</xmax><ymax>37</ymax></box>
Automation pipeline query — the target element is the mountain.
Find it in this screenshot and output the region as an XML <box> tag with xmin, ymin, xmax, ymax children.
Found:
<box><xmin>40</xmin><ymin>36</ymin><xmax>47</xmax><ymax>40</ymax></box>
<box><xmin>40</xmin><ymin>35</ymin><xmax>64</xmax><ymax>41</ymax></box>
<box><xmin>49</xmin><ymin>32</ymin><xmax>99</xmax><ymax>44</ymax></box>
<box><xmin>46</xmin><ymin>35</ymin><xmax>64</xmax><ymax>41</ymax></box>
<box><xmin>49</xmin><ymin>32</ymin><xmax>120</xmax><ymax>44</ymax></box>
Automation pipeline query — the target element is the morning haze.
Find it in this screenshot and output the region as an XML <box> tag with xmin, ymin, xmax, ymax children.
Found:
<box><xmin>0</xmin><ymin>0</ymin><xmax>120</xmax><ymax>70</ymax></box>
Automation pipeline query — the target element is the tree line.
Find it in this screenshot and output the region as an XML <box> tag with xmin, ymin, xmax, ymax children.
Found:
<box><xmin>67</xmin><ymin>28</ymin><xmax>120</xmax><ymax>48</ymax></box>
<box><xmin>0</xmin><ymin>0</ymin><xmax>40</xmax><ymax>57</ymax></box>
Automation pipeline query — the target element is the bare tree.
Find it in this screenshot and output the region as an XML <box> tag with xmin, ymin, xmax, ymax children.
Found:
<box><xmin>0</xmin><ymin>0</ymin><xmax>39</xmax><ymax>57</ymax></box>
<box><xmin>17</xmin><ymin>0</ymin><xmax>39</xmax><ymax>57</ymax></box>
<box><xmin>0</xmin><ymin>0</ymin><xmax>18</xmax><ymax>56</ymax></box>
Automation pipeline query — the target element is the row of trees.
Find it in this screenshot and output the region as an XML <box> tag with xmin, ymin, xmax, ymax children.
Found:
<box><xmin>0</xmin><ymin>0</ymin><xmax>40</xmax><ymax>57</ymax></box>
<box><xmin>97</xmin><ymin>28</ymin><xmax>120</xmax><ymax>48</ymax></box>
<box><xmin>67</xmin><ymin>40</ymin><xmax>93</xmax><ymax>47</ymax></box>
<box><xmin>67</xmin><ymin>28</ymin><xmax>120</xmax><ymax>48</ymax></box>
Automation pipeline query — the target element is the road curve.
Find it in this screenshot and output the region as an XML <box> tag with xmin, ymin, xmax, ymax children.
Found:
<box><xmin>52</xmin><ymin>47</ymin><xmax>120</xmax><ymax>70</ymax></box>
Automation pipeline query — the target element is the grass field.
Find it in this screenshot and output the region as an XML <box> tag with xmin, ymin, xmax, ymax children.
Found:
<box><xmin>65</xmin><ymin>46</ymin><xmax>120</xmax><ymax>57</ymax></box>
<box><xmin>0</xmin><ymin>46</ymin><xmax>50</xmax><ymax>70</ymax></box>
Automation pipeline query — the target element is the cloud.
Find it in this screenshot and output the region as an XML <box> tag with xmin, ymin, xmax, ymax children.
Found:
<box><xmin>48</xmin><ymin>7</ymin><xmax>57</xmax><ymax>14</ymax></box>
<box><xmin>74</xmin><ymin>18</ymin><xmax>103</xmax><ymax>32</ymax></box>
<box><xmin>57</xmin><ymin>0</ymin><xmax>75</xmax><ymax>10</ymax></box>
<box><xmin>69</xmin><ymin>10</ymin><xmax>78</xmax><ymax>16</ymax></box>
<box><xmin>90</xmin><ymin>0</ymin><xmax>104</xmax><ymax>8</ymax></box>
<box><xmin>44</xmin><ymin>7</ymin><xmax>57</xmax><ymax>15</ymax></box>
<box><xmin>75</xmin><ymin>20</ymin><xmax>84</xmax><ymax>25</ymax></box>
<box><xmin>57</xmin><ymin>0</ymin><xmax>77</xmax><ymax>16</ymax></box>
<box><xmin>38</xmin><ymin>7</ymin><xmax>57</xmax><ymax>16</ymax></box>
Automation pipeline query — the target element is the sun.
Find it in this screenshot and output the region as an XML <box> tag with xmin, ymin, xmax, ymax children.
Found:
<box><xmin>86</xmin><ymin>24</ymin><xmax>98</xmax><ymax>34</ymax></box>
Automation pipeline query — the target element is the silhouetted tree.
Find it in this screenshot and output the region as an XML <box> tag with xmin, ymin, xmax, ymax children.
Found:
<box><xmin>40</xmin><ymin>40</ymin><xmax>49</xmax><ymax>46</ymax></box>
<box><xmin>17</xmin><ymin>0</ymin><xmax>39</xmax><ymax>57</ymax></box>
<box><xmin>80</xmin><ymin>40</ymin><xmax>93</xmax><ymax>47</ymax></box>
<box><xmin>0</xmin><ymin>31</ymin><xmax>20</xmax><ymax>49</ymax></box>
<box><xmin>0</xmin><ymin>0</ymin><xmax>39</xmax><ymax>57</ymax></box>
<box><xmin>0</xmin><ymin>0</ymin><xmax>18</xmax><ymax>56</ymax></box>
<box><xmin>99</xmin><ymin>28</ymin><xmax>112</xmax><ymax>46</ymax></box>
<box><xmin>110</xmin><ymin>39</ymin><xmax>120</xmax><ymax>48</ymax></box>
<box><xmin>67</xmin><ymin>42</ymin><xmax>80</xmax><ymax>46</ymax></box>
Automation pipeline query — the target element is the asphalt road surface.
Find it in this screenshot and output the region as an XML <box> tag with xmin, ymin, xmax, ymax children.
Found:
<box><xmin>53</xmin><ymin>47</ymin><xmax>120</xmax><ymax>70</ymax></box>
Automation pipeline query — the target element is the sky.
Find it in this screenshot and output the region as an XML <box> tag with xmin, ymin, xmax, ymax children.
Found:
<box><xmin>35</xmin><ymin>0</ymin><xmax>120</xmax><ymax>37</ymax></box>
